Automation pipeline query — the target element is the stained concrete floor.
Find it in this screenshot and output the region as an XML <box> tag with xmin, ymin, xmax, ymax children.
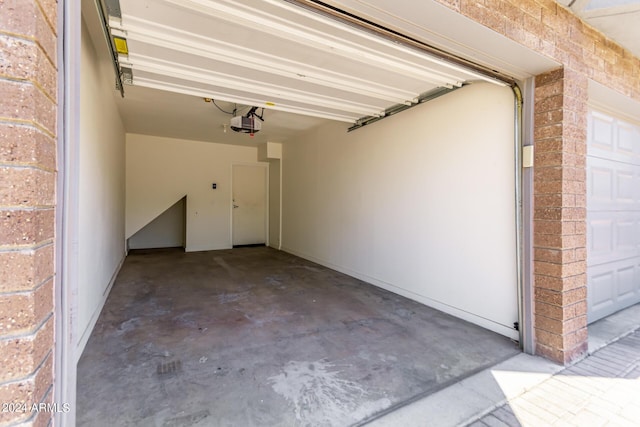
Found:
<box><xmin>77</xmin><ymin>247</ymin><xmax>520</xmax><ymax>427</ymax></box>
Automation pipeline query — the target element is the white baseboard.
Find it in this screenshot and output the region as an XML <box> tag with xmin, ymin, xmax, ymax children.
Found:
<box><xmin>280</xmin><ymin>246</ymin><xmax>518</xmax><ymax>340</ymax></box>
<box><xmin>75</xmin><ymin>252</ymin><xmax>126</xmax><ymax>363</ymax></box>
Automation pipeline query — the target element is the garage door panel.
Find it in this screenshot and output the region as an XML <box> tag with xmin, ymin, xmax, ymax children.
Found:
<box><xmin>588</xmin><ymin>260</ymin><xmax>640</xmax><ymax>322</ymax></box>
<box><xmin>618</xmin><ymin>265</ymin><xmax>637</xmax><ymax>298</ymax></box>
<box><xmin>617</xmin><ymin>122</ymin><xmax>639</xmax><ymax>155</ymax></box>
<box><xmin>636</xmin><ymin>172</ymin><xmax>640</xmax><ymax>208</ymax></box>
<box><xmin>589</xmin><ymin>112</ymin><xmax>640</xmax><ymax>164</ymax></box>
<box><xmin>587</xmin><ymin>162</ymin><xmax>613</xmax><ymax>208</ymax></box>
<box><xmin>589</xmin><ymin>269</ymin><xmax>615</xmax><ymax>314</ymax></box>
<box><xmin>590</xmin><ymin>111</ymin><xmax>615</xmax><ymax>151</ymax></box>
<box><xmin>616</xmin><ymin>219</ymin><xmax>637</xmax><ymax>253</ymax></box>
<box><xmin>588</xmin><ymin>210</ymin><xmax>640</xmax><ymax>265</ymax></box>
<box><xmin>587</xmin><ymin>157</ymin><xmax>639</xmax><ymax>210</ymax></box>
<box><xmin>587</xmin><ymin>109</ymin><xmax>640</xmax><ymax>323</ymax></box>
<box><xmin>616</xmin><ymin>169</ymin><xmax>635</xmax><ymax>203</ymax></box>
<box><xmin>587</xmin><ymin>216</ymin><xmax>613</xmax><ymax>264</ymax></box>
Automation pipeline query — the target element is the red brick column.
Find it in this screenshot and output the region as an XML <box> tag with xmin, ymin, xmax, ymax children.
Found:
<box><xmin>0</xmin><ymin>0</ymin><xmax>58</xmax><ymax>425</ymax></box>
<box><xmin>533</xmin><ymin>67</ymin><xmax>589</xmax><ymax>365</ymax></box>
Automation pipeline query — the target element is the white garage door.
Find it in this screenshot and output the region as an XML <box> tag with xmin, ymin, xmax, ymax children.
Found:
<box><xmin>587</xmin><ymin>109</ymin><xmax>640</xmax><ymax>323</ymax></box>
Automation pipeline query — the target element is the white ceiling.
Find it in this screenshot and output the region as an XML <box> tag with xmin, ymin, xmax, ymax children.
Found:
<box><xmin>557</xmin><ymin>0</ymin><xmax>640</xmax><ymax>59</ymax></box>
<box><xmin>114</xmin><ymin>85</ymin><xmax>329</xmax><ymax>146</ymax></box>
<box><xmin>85</xmin><ymin>0</ymin><xmax>572</xmax><ymax>145</ymax></box>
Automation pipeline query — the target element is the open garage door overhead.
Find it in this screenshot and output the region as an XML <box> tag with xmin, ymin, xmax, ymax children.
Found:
<box><xmin>102</xmin><ymin>0</ymin><xmax>509</xmax><ymax>123</ymax></box>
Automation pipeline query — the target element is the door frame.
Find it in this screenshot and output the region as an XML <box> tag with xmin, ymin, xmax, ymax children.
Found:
<box><xmin>55</xmin><ymin>0</ymin><xmax>81</xmax><ymax>425</ymax></box>
<box><xmin>230</xmin><ymin>162</ymin><xmax>270</xmax><ymax>247</ymax></box>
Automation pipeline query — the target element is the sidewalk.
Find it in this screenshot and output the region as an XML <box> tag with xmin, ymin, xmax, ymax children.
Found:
<box><xmin>468</xmin><ymin>329</ymin><xmax>640</xmax><ymax>426</ymax></box>
<box><xmin>367</xmin><ymin>304</ymin><xmax>640</xmax><ymax>427</ymax></box>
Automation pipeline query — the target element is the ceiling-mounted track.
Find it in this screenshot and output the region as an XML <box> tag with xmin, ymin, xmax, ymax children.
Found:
<box><xmin>95</xmin><ymin>0</ymin><xmax>125</xmax><ymax>97</ymax></box>
<box><xmin>285</xmin><ymin>0</ymin><xmax>516</xmax><ymax>87</ymax></box>
<box><xmin>348</xmin><ymin>85</ymin><xmax>462</xmax><ymax>132</ymax></box>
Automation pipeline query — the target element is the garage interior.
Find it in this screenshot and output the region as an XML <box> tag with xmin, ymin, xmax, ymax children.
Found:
<box><xmin>77</xmin><ymin>248</ymin><xmax>520</xmax><ymax>426</ymax></box>
<box><xmin>72</xmin><ymin>0</ymin><xmax>636</xmax><ymax>425</ymax></box>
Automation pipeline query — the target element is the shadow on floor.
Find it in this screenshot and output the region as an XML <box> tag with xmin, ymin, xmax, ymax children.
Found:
<box><xmin>77</xmin><ymin>247</ymin><xmax>520</xmax><ymax>427</ymax></box>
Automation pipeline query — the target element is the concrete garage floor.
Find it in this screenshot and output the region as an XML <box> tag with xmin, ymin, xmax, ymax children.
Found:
<box><xmin>77</xmin><ymin>247</ymin><xmax>520</xmax><ymax>426</ymax></box>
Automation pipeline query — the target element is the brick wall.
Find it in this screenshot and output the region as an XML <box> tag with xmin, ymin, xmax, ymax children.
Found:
<box><xmin>434</xmin><ymin>0</ymin><xmax>640</xmax><ymax>364</ymax></box>
<box><xmin>434</xmin><ymin>0</ymin><xmax>640</xmax><ymax>98</ymax></box>
<box><xmin>0</xmin><ymin>0</ymin><xmax>58</xmax><ymax>425</ymax></box>
<box><xmin>533</xmin><ymin>68</ymin><xmax>589</xmax><ymax>363</ymax></box>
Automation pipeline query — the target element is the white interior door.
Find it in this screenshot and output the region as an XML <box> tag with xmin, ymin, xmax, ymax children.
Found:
<box><xmin>587</xmin><ymin>109</ymin><xmax>640</xmax><ymax>322</ymax></box>
<box><xmin>232</xmin><ymin>164</ymin><xmax>267</xmax><ymax>246</ymax></box>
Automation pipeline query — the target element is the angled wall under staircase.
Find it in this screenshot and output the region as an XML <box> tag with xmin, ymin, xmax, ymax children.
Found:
<box><xmin>128</xmin><ymin>197</ymin><xmax>186</xmax><ymax>250</ymax></box>
<box><xmin>126</xmin><ymin>133</ymin><xmax>259</xmax><ymax>252</ymax></box>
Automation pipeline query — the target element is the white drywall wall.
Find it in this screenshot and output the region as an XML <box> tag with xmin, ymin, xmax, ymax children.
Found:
<box><xmin>282</xmin><ymin>83</ymin><xmax>518</xmax><ymax>338</ymax></box>
<box><xmin>269</xmin><ymin>159</ymin><xmax>281</xmax><ymax>249</ymax></box>
<box><xmin>77</xmin><ymin>20</ymin><xmax>126</xmax><ymax>355</ymax></box>
<box><xmin>126</xmin><ymin>134</ymin><xmax>259</xmax><ymax>252</ymax></box>
<box><xmin>128</xmin><ymin>198</ymin><xmax>185</xmax><ymax>249</ymax></box>
<box><xmin>259</xmin><ymin>142</ymin><xmax>282</xmax><ymax>248</ymax></box>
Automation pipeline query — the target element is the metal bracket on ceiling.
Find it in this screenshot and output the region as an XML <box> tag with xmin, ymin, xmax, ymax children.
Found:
<box><xmin>103</xmin><ymin>0</ymin><xmax>122</xmax><ymax>19</ymax></box>
<box><xmin>121</xmin><ymin>67</ymin><xmax>133</xmax><ymax>85</ymax></box>
<box><xmin>95</xmin><ymin>0</ymin><xmax>125</xmax><ymax>97</ymax></box>
<box><xmin>348</xmin><ymin>85</ymin><xmax>464</xmax><ymax>132</ymax></box>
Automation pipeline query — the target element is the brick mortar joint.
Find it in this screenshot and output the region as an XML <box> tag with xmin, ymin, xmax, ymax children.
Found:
<box><xmin>0</xmin><ymin>206</ymin><xmax>55</xmax><ymax>212</ymax></box>
<box><xmin>0</xmin><ymin>32</ymin><xmax>57</xmax><ymax>73</ymax></box>
<box><xmin>0</xmin><ymin>241</ymin><xmax>54</xmax><ymax>254</ymax></box>
<box><xmin>533</xmin><ymin>272</ymin><xmax>586</xmax><ymax>279</ymax></box>
<box><xmin>532</xmin><ymin>197</ymin><xmax>586</xmax><ymax>200</ymax></box>
<box><xmin>0</xmin><ymin>239</ymin><xmax>55</xmax><ymax>252</ymax></box>
<box><xmin>533</xmin><ymin>137</ymin><xmax>567</xmax><ymax>143</ymax></box>
<box><xmin>0</xmin><ymin>120</ymin><xmax>57</xmax><ymax>143</ymax></box>
<box><xmin>0</xmin><ymin>205</ymin><xmax>58</xmax><ymax>212</ymax></box>
<box><xmin>0</xmin><ymin>314</ymin><xmax>53</xmax><ymax>343</ymax></box>
<box><xmin>0</xmin><ymin>75</ymin><xmax>59</xmax><ymax>109</ymax></box>
<box><xmin>8</xmin><ymin>384</ymin><xmax>56</xmax><ymax>426</ymax></box>
<box><xmin>0</xmin><ymin>276</ymin><xmax>55</xmax><ymax>296</ymax></box>
<box><xmin>34</xmin><ymin>0</ymin><xmax>58</xmax><ymax>37</ymax></box>
<box><xmin>0</xmin><ymin>118</ymin><xmax>56</xmax><ymax>140</ymax></box>
<box><xmin>533</xmin><ymin>112</ymin><xmax>564</xmax><ymax>120</ymax></box>
<box><xmin>0</xmin><ymin>274</ymin><xmax>55</xmax><ymax>297</ymax></box>
<box><xmin>532</xmin><ymin>165</ymin><xmax>570</xmax><ymax>170</ymax></box>
<box><xmin>535</xmin><ymin>121</ymin><xmax>564</xmax><ymax>127</ymax></box>
<box><xmin>0</xmin><ymin>29</ymin><xmax>58</xmax><ymax>72</ymax></box>
<box><xmin>21</xmin><ymin>385</ymin><xmax>55</xmax><ymax>425</ymax></box>
<box><xmin>0</xmin><ymin>349</ymin><xmax>52</xmax><ymax>388</ymax></box>
<box><xmin>534</xmin><ymin>311</ymin><xmax>587</xmax><ymax>323</ymax></box>
<box><xmin>533</xmin><ymin>251</ymin><xmax>585</xmax><ymax>254</ymax></box>
<box><xmin>533</xmin><ymin>328</ymin><xmax>587</xmax><ymax>341</ymax></box>
<box><xmin>532</xmin><ymin>259</ymin><xmax>583</xmax><ymax>266</ymax></box>
<box><xmin>0</xmin><ymin>164</ymin><xmax>57</xmax><ymax>174</ymax></box>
